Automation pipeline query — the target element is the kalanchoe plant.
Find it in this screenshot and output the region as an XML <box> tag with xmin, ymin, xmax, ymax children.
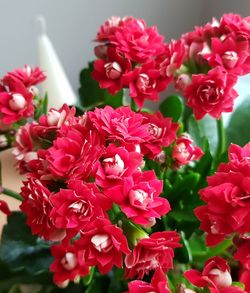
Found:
<box><xmin>1</xmin><ymin>12</ymin><xmax>250</xmax><ymax>293</ymax></box>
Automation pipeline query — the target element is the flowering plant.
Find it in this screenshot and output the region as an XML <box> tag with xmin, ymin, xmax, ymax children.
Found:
<box><xmin>1</xmin><ymin>13</ymin><xmax>250</xmax><ymax>293</ymax></box>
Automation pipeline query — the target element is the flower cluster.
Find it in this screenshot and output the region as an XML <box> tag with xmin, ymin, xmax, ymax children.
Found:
<box><xmin>15</xmin><ymin>104</ymin><xmax>187</xmax><ymax>287</ymax></box>
<box><xmin>0</xmin><ymin>65</ymin><xmax>45</xmax><ymax>125</ymax></box>
<box><xmin>175</xmin><ymin>13</ymin><xmax>250</xmax><ymax>120</ymax></box>
<box><xmin>92</xmin><ymin>16</ymin><xmax>185</xmax><ymax>108</ymax></box>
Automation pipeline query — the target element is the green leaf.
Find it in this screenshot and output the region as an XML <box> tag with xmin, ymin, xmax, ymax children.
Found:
<box><xmin>78</xmin><ymin>62</ymin><xmax>123</xmax><ymax>109</ymax></box>
<box><xmin>227</xmin><ymin>98</ymin><xmax>250</xmax><ymax>146</ymax></box>
<box><xmin>159</xmin><ymin>95</ymin><xmax>184</xmax><ymax>122</ymax></box>
<box><xmin>85</xmin><ymin>275</ymin><xmax>109</xmax><ymax>293</ymax></box>
<box><xmin>232</xmin><ymin>282</ymin><xmax>245</xmax><ymax>290</ymax></box>
<box><xmin>0</xmin><ymin>212</ymin><xmax>52</xmax><ymax>289</ymax></box>
<box><xmin>175</xmin><ymin>231</ymin><xmax>193</xmax><ymax>263</ymax></box>
<box><xmin>82</xmin><ymin>267</ymin><xmax>95</xmax><ymax>286</ymax></box>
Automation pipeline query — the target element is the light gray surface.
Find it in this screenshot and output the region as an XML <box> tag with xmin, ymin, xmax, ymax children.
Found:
<box><xmin>0</xmin><ymin>0</ymin><xmax>249</xmax><ymax>96</ymax></box>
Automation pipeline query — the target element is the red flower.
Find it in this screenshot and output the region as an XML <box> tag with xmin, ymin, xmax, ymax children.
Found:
<box><xmin>0</xmin><ymin>80</ymin><xmax>34</xmax><ymax>124</ymax></box>
<box><xmin>185</xmin><ymin>67</ymin><xmax>238</xmax><ymax>120</ymax></box>
<box><xmin>96</xmin><ymin>143</ymin><xmax>142</xmax><ymax>188</ymax></box>
<box><xmin>126</xmin><ymin>268</ymin><xmax>171</xmax><ymax>293</ymax></box>
<box><xmin>122</xmin><ymin>61</ymin><xmax>168</xmax><ymax>108</ymax></box>
<box><xmin>12</xmin><ymin>122</ymin><xmax>38</xmax><ymax>173</ymax></box>
<box><xmin>20</xmin><ymin>178</ymin><xmax>66</xmax><ymax>241</ymax></box>
<box><xmin>95</xmin><ymin>16</ymin><xmax>122</xmax><ymax>42</ymax></box>
<box><xmin>239</xmin><ymin>269</ymin><xmax>250</xmax><ymax>293</ymax></box>
<box><xmin>195</xmin><ymin>143</ymin><xmax>250</xmax><ymax>246</ymax></box>
<box><xmin>45</xmin><ymin>123</ymin><xmax>104</xmax><ymax>181</ymax></box>
<box><xmin>110</xmin><ymin>17</ymin><xmax>165</xmax><ymax>63</ymax></box>
<box><xmin>50</xmin><ymin>242</ymin><xmax>89</xmax><ymax>286</ymax></box>
<box><xmin>2</xmin><ymin>65</ymin><xmax>46</xmax><ymax>89</ymax></box>
<box><xmin>105</xmin><ymin>170</ymin><xmax>170</xmax><ymax>227</ymax></box>
<box><xmin>0</xmin><ymin>200</ymin><xmax>11</xmax><ymax>216</ymax></box>
<box><xmin>156</xmin><ymin>40</ymin><xmax>185</xmax><ymax>79</ymax></box>
<box><xmin>203</xmin><ymin>35</ymin><xmax>250</xmax><ymax>76</ymax></box>
<box><xmin>234</xmin><ymin>237</ymin><xmax>250</xmax><ymax>271</ymax></box>
<box><xmin>141</xmin><ymin>111</ymin><xmax>179</xmax><ymax>159</ymax></box>
<box><xmin>125</xmin><ymin>231</ymin><xmax>181</xmax><ymax>279</ymax></box>
<box><xmin>184</xmin><ymin>256</ymin><xmax>232</xmax><ymax>289</ymax></box>
<box><xmin>76</xmin><ymin>217</ymin><xmax>130</xmax><ymax>274</ymax></box>
<box><xmin>50</xmin><ymin>180</ymin><xmax>110</xmax><ymax>236</ymax></box>
<box><xmin>88</xmin><ymin>106</ymin><xmax>150</xmax><ymax>144</ymax></box>
<box><xmin>219</xmin><ymin>13</ymin><xmax>250</xmax><ymax>35</ymax></box>
<box><xmin>172</xmin><ymin>133</ymin><xmax>203</xmax><ymax>167</ymax></box>
<box><xmin>92</xmin><ymin>47</ymin><xmax>132</xmax><ymax>95</ymax></box>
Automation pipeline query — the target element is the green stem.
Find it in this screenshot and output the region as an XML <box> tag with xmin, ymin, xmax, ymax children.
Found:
<box><xmin>1</xmin><ymin>187</ymin><xmax>22</xmax><ymax>201</ymax></box>
<box><xmin>130</xmin><ymin>98</ymin><xmax>137</xmax><ymax>112</ymax></box>
<box><xmin>215</xmin><ymin>117</ymin><xmax>226</xmax><ymax>162</ymax></box>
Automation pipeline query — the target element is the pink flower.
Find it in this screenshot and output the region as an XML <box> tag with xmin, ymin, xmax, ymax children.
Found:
<box><xmin>88</xmin><ymin>106</ymin><xmax>150</xmax><ymax>144</ymax></box>
<box><xmin>219</xmin><ymin>13</ymin><xmax>250</xmax><ymax>35</ymax></box>
<box><xmin>50</xmin><ymin>180</ymin><xmax>110</xmax><ymax>236</ymax></box>
<box><xmin>2</xmin><ymin>65</ymin><xmax>46</xmax><ymax>89</ymax></box>
<box><xmin>203</xmin><ymin>35</ymin><xmax>250</xmax><ymax>76</ymax></box>
<box><xmin>0</xmin><ymin>200</ymin><xmax>11</xmax><ymax>216</ymax></box>
<box><xmin>172</xmin><ymin>133</ymin><xmax>204</xmax><ymax>167</ymax></box>
<box><xmin>125</xmin><ymin>231</ymin><xmax>181</xmax><ymax>279</ymax></box>
<box><xmin>20</xmin><ymin>178</ymin><xmax>66</xmax><ymax>241</ymax></box>
<box><xmin>105</xmin><ymin>170</ymin><xmax>170</xmax><ymax>227</ymax></box>
<box><xmin>109</xmin><ymin>17</ymin><xmax>165</xmax><ymax>63</ymax></box>
<box><xmin>122</xmin><ymin>61</ymin><xmax>168</xmax><ymax>108</ymax></box>
<box><xmin>0</xmin><ymin>81</ymin><xmax>34</xmax><ymax>124</ymax></box>
<box><xmin>50</xmin><ymin>242</ymin><xmax>89</xmax><ymax>286</ymax></box>
<box><xmin>92</xmin><ymin>47</ymin><xmax>132</xmax><ymax>95</ymax></box>
<box><xmin>126</xmin><ymin>268</ymin><xmax>171</xmax><ymax>293</ymax></box>
<box><xmin>76</xmin><ymin>217</ymin><xmax>130</xmax><ymax>274</ymax></box>
<box><xmin>45</xmin><ymin>123</ymin><xmax>104</xmax><ymax>181</ymax></box>
<box><xmin>96</xmin><ymin>143</ymin><xmax>142</xmax><ymax>188</ymax></box>
<box><xmin>185</xmin><ymin>67</ymin><xmax>238</xmax><ymax>120</ymax></box>
<box><xmin>141</xmin><ymin>111</ymin><xmax>179</xmax><ymax>159</ymax></box>
<box><xmin>184</xmin><ymin>257</ymin><xmax>232</xmax><ymax>290</ymax></box>
<box><xmin>195</xmin><ymin>143</ymin><xmax>250</xmax><ymax>246</ymax></box>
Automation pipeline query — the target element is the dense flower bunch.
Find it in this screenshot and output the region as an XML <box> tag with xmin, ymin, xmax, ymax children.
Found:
<box><xmin>175</xmin><ymin>13</ymin><xmax>250</xmax><ymax>120</ymax></box>
<box><xmin>12</xmin><ymin>101</ymin><xmax>203</xmax><ymax>288</ymax></box>
<box><xmin>1</xmin><ymin>12</ymin><xmax>250</xmax><ymax>293</ymax></box>
<box><xmin>92</xmin><ymin>16</ymin><xmax>185</xmax><ymax>108</ymax></box>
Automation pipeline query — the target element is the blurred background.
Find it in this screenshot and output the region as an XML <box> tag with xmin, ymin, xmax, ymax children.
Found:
<box><xmin>0</xmin><ymin>0</ymin><xmax>250</xmax><ymax>94</ymax></box>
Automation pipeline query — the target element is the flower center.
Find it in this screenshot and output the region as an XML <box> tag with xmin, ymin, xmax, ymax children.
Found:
<box><xmin>222</xmin><ymin>51</ymin><xmax>238</xmax><ymax>69</ymax></box>
<box><xmin>136</xmin><ymin>73</ymin><xmax>156</xmax><ymax>93</ymax></box>
<box><xmin>91</xmin><ymin>234</ymin><xmax>112</xmax><ymax>253</ymax></box>
<box><xmin>105</xmin><ymin>62</ymin><xmax>122</xmax><ymax>79</ymax></box>
<box><xmin>69</xmin><ymin>200</ymin><xmax>88</xmax><ymax>215</ymax></box>
<box><xmin>147</xmin><ymin>123</ymin><xmax>163</xmax><ymax>138</ymax></box>
<box><xmin>103</xmin><ymin>154</ymin><xmax>125</xmax><ymax>176</ymax></box>
<box><xmin>197</xmin><ymin>81</ymin><xmax>222</xmax><ymax>105</ymax></box>
<box><xmin>129</xmin><ymin>189</ymin><xmax>151</xmax><ymax>210</ymax></box>
<box><xmin>61</xmin><ymin>252</ymin><xmax>77</xmax><ymax>271</ymax></box>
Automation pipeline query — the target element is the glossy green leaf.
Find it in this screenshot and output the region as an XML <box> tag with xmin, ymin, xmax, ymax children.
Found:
<box><xmin>227</xmin><ymin>99</ymin><xmax>250</xmax><ymax>146</ymax></box>
<box><xmin>159</xmin><ymin>95</ymin><xmax>184</xmax><ymax>121</ymax></box>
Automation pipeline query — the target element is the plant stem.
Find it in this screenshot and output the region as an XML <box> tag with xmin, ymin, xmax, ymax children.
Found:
<box><xmin>130</xmin><ymin>98</ymin><xmax>137</xmax><ymax>112</ymax></box>
<box><xmin>1</xmin><ymin>187</ymin><xmax>22</xmax><ymax>201</ymax></box>
<box><xmin>215</xmin><ymin>117</ymin><xmax>226</xmax><ymax>162</ymax></box>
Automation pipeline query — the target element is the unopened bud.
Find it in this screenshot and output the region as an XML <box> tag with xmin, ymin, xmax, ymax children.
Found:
<box><xmin>105</xmin><ymin>62</ymin><xmax>122</xmax><ymax>79</ymax></box>
<box><xmin>9</xmin><ymin>94</ymin><xmax>27</xmax><ymax>111</ymax></box>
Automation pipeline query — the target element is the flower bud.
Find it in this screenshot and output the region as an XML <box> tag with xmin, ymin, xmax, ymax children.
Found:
<box><xmin>208</xmin><ymin>268</ymin><xmax>232</xmax><ymax>288</ymax></box>
<box><xmin>47</xmin><ymin>110</ymin><xmax>61</xmax><ymax>126</ymax></box>
<box><xmin>105</xmin><ymin>62</ymin><xmax>122</xmax><ymax>79</ymax></box>
<box><xmin>222</xmin><ymin>51</ymin><xmax>238</xmax><ymax>69</ymax></box>
<box><xmin>28</xmin><ymin>86</ymin><xmax>39</xmax><ymax>96</ymax></box>
<box><xmin>94</xmin><ymin>45</ymin><xmax>108</xmax><ymax>59</ymax></box>
<box><xmin>175</xmin><ymin>74</ymin><xmax>192</xmax><ymax>92</ymax></box>
<box><xmin>9</xmin><ymin>94</ymin><xmax>27</xmax><ymax>111</ymax></box>
<box><xmin>156</xmin><ymin>151</ymin><xmax>166</xmax><ymax>164</ymax></box>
